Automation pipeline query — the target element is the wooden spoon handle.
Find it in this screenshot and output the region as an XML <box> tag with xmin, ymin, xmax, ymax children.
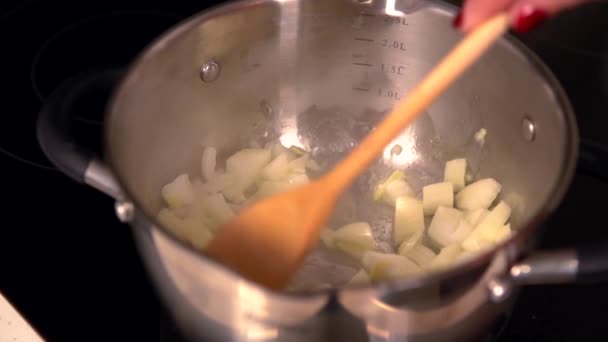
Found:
<box><xmin>322</xmin><ymin>13</ymin><xmax>510</xmax><ymax>193</ymax></box>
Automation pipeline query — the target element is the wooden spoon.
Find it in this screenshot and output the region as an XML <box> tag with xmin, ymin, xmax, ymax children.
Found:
<box><xmin>204</xmin><ymin>13</ymin><xmax>511</xmax><ymax>290</ymax></box>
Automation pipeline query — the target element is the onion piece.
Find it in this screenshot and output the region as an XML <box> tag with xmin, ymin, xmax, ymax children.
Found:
<box><xmin>462</xmin><ymin>201</ymin><xmax>511</xmax><ymax>252</ymax></box>
<box><xmin>373</xmin><ymin>170</ymin><xmax>407</xmax><ymax>202</ymax></box>
<box><xmin>405</xmin><ymin>244</ymin><xmax>436</xmax><ymax>267</ymax></box>
<box><xmin>428</xmin><ymin>206</ymin><xmax>464</xmax><ymax>247</ymax></box>
<box><xmin>362</xmin><ymin>252</ymin><xmax>421</xmax><ymax>281</ymax></box>
<box><xmin>382</xmin><ymin>179</ymin><xmax>415</xmax><ymax>206</ymax></box>
<box><xmin>223</xmin><ymin>148</ymin><xmax>271</xmax><ymax>203</ymax></box>
<box><xmin>429</xmin><ymin>244</ymin><xmax>462</xmax><ymax>270</ymax></box>
<box><xmin>394</xmin><ymin>196</ymin><xmax>424</xmax><ymax>247</ymax></box>
<box><xmin>324</xmin><ymin>222</ymin><xmax>376</xmax><ymax>259</ymax></box>
<box><xmin>455</xmin><ymin>178</ymin><xmax>502</xmax><ymax>211</ymax></box>
<box><xmin>347</xmin><ymin>269</ymin><xmax>370</xmax><ymax>285</ymax></box>
<box><xmin>161</xmin><ymin>174</ymin><xmax>194</xmax><ymax>209</ymax></box>
<box><xmin>397</xmin><ymin>229</ymin><xmax>424</xmax><ymax>255</ymax></box>
<box><xmin>449</xmin><ymin>219</ymin><xmax>474</xmax><ymax>244</ymax></box>
<box><xmin>465</xmin><ymin>208</ymin><xmax>489</xmax><ymax>226</ymax></box>
<box><xmin>288</xmin><ymin>154</ymin><xmax>310</xmax><ymax>173</ymax></box>
<box><xmin>201</xmin><ymin>147</ymin><xmax>217</xmax><ymax>181</ymax></box>
<box><xmin>157</xmin><ymin>208</ymin><xmax>213</xmax><ymax>249</ymax></box>
<box><xmin>199</xmin><ymin>193</ymin><xmax>235</xmax><ymax>231</ymax></box>
<box><xmin>444</xmin><ymin>158</ymin><xmax>467</xmax><ymax>192</ymax></box>
<box><xmin>289</xmin><ymin>145</ymin><xmax>307</xmax><ymax>156</ymax></box>
<box><xmin>423</xmin><ymin>182</ymin><xmax>454</xmax><ymax>216</ymax></box>
<box><xmin>306</xmin><ymin>158</ymin><xmax>322</xmax><ymax>171</ymax></box>
<box><xmin>262</xmin><ymin>154</ymin><xmax>290</xmax><ymax>181</ymax></box>
<box><xmin>254</xmin><ymin>181</ymin><xmax>297</xmax><ymax>200</ymax></box>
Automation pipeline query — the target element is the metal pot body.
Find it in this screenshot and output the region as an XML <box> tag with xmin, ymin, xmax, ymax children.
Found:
<box><xmin>37</xmin><ymin>0</ymin><xmax>579</xmax><ymax>341</ymax></box>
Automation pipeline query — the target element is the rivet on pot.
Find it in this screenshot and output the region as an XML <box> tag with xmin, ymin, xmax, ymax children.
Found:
<box><xmin>200</xmin><ymin>60</ymin><xmax>220</xmax><ymax>82</ymax></box>
<box><xmin>522</xmin><ymin>116</ymin><xmax>536</xmax><ymax>142</ymax></box>
<box><xmin>115</xmin><ymin>201</ymin><xmax>135</xmax><ymax>223</ymax></box>
<box><xmin>487</xmin><ymin>277</ymin><xmax>513</xmax><ymax>303</ymax></box>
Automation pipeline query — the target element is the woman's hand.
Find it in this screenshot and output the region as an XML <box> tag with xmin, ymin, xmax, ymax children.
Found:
<box><xmin>454</xmin><ymin>0</ymin><xmax>589</xmax><ymax>33</ymax></box>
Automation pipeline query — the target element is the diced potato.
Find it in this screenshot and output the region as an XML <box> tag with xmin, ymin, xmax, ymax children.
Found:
<box><xmin>161</xmin><ymin>174</ymin><xmax>194</xmax><ymax>209</ymax></box>
<box><xmin>382</xmin><ymin>179</ymin><xmax>415</xmax><ymax>206</ymax></box>
<box><xmin>262</xmin><ymin>154</ymin><xmax>290</xmax><ymax>181</ymax></box>
<box><xmin>323</xmin><ymin>222</ymin><xmax>376</xmax><ymax>259</ymax></box>
<box><xmin>428</xmin><ymin>206</ymin><xmax>463</xmax><ymax>247</ymax></box>
<box><xmin>192</xmin><ymin>173</ymin><xmax>235</xmax><ymax>195</ymax></box>
<box><xmin>444</xmin><ymin>158</ymin><xmax>467</xmax><ymax>192</ymax></box>
<box><xmin>201</xmin><ymin>147</ymin><xmax>217</xmax><ymax>181</ymax></box>
<box><xmin>362</xmin><ymin>252</ymin><xmax>421</xmax><ymax>281</ymax></box>
<box><xmin>397</xmin><ymin>229</ymin><xmax>424</xmax><ymax>255</ymax></box>
<box><xmin>405</xmin><ymin>244</ymin><xmax>436</xmax><ymax>267</ymax></box>
<box><xmin>455</xmin><ymin>178</ymin><xmax>502</xmax><ymax>211</ymax></box>
<box><xmin>429</xmin><ymin>244</ymin><xmax>462</xmax><ymax>270</ymax></box>
<box><xmin>347</xmin><ymin>269</ymin><xmax>370</xmax><ymax>285</ymax></box>
<box><xmin>373</xmin><ymin>170</ymin><xmax>407</xmax><ymax>202</ymax></box>
<box><xmin>423</xmin><ymin>182</ymin><xmax>453</xmax><ymax>215</ymax></box>
<box><xmin>394</xmin><ymin>197</ymin><xmax>424</xmax><ymax>247</ymax></box>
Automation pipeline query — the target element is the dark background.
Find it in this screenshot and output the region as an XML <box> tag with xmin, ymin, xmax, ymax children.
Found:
<box><xmin>1</xmin><ymin>0</ymin><xmax>608</xmax><ymax>341</ymax></box>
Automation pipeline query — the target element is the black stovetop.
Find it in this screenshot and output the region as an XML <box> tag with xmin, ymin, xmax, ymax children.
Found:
<box><xmin>1</xmin><ymin>1</ymin><xmax>608</xmax><ymax>341</ymax></box>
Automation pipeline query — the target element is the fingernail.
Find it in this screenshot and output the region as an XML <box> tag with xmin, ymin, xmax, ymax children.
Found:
<box><xmin>513</xmin><ymin>5</ymin><xmax>548</xmax><ymax>33</ymax></box>
<box><xmin>452</xmin><ymin>11</ymin><xmax>463</xmax><ymax>29</ymax></box>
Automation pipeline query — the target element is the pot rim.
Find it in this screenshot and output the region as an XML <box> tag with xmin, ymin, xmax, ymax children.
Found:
<box><xmin>104</xmin><ymin>0</ymin><xmax>580</xmax><ymax>298</ymax></box>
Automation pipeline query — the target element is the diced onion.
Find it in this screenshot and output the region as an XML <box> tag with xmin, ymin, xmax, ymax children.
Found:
<box><xmin>223</xmin><ymin>148</ymin><xmax>272</xmax><ymax>203</ymax></box>
<box><xmin>462</xmin><ymin>201</ymin><xmax>512</xmax><ymax>251</ymax></box>
<box><xmin>423</xmin><ymin>182</ymin><xmax>454</xmax><ymax>215</ymax></box>
<box><xmin>465</xmin><ymin>208</ymin><xmax>489</xmax><ymax>226</ymax></box>
<box><xmin>394</xmin><ymin>197</ymin><xmax>424</xmax><ymax>247</ymax></box>
<box><xmin>261</xmin><ymin>154</ymin><xmax>290</xmax><ymax>181</ymax></box>
<box><xmin>201</xmin><ymin>147</ymin><xmax>217</xmax><ymax>181</ymax></box>
<box><xmin>198</xmin><ymin>193</ymin><xmax>235</xmax><ymax>232</ymax></box>
<box><xmin>347</xmin><ymin>269</ymin><xmax>370</xmax><ymax>285</ymax></box>
<box><xmin>254</xmin><ymin>181</ymin><xmax>297</xmax><ymax>200</ymax></box>
<box><xmin>455</xmin><ymin>178</ymin><xmax>502</xmax><ymax>211</ymax></box>
<box><xmin>429</xmin><ymin>244</ymin><xmax>462</xmax><ymax>270</ymax></box>
<box><xmin>397</xmin><ymin>229</ymin><xmax>424</xmax><ymax>255</ymax></box>
<box><xmin>161</xmin><ymin>174</ymin><xmax>194</xmax><ymax>209</ymax></box>
<box><xmin>428</xmin><ymin>206</ymin><xmax>464</xmax><ymax>247</ymax></box>
<box><xmin>444</xmin><ymin>158</ymin><xmax>467</xmax><ymax>192</ymax></box>
<box><xmin>288</xmin><ymin>154</ymin><xmax>310</xmax><ymax>173</ymax></box>
<box><xmin>362</xmin><ymin>252</ymin><xmax>421</xmax><ymax>281</ymax></box>
<box><xmin>373</xmin><ymin>170</ymin><xmax>407</xmax><ymax>202</ymax></box>
<box><xmin>382</xmin><ymin>179</ymin><xmax>415</xmax><ymax>206</ymax></box>
<box><xmin>323</xmin><ymin>222</ymin><xmax>376</xmax><ymax>259</ymax></box>
<box><xmin>405</xmin><ymin>244</ymin><xmax>436</xmax><ymax>267</ymax></box>
<box><xmin>157</xmin><ymin>208</ymin><xmax>213</xmax><ymax>249</ymax></box>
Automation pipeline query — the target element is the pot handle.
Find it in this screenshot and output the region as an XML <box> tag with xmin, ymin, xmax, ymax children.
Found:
<box><xmin>36</xmin><ymin>69</ymin><xmax>125</xmax><ymax>199</ymax></box>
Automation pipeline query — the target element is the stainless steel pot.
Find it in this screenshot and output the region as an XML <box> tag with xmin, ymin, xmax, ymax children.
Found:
<box><xmin>37</xmin><ymin>0</ymin><xmax>608</xmax><ymax>341</ymax></box>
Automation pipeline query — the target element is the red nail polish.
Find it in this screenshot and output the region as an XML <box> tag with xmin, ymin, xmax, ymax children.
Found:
<box><xmin>513</xmin><ymin>5</ymin><xmax>548</xmax><ymax>32</ymax></box>
<box><xmin>452</xmin><ymin>11</ymin><xmax>463</xmax><ymax>29</ymax></box>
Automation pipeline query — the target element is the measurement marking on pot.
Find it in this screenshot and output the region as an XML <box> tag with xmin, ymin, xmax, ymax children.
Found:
<box><xmin>354</xmin><ymin>37</ymin><xmax>374</xmax><ymax>42</ymax></box>
<box><xmin>352</xmin><ymin>87</ymin><xmax>370</xmax><ymax>92</ymax></box>
<box><xmin>352</xmin><ymin>62</ymin><xmax>373</xmax><ymax>67</ymax></box>
<box><xmin>377</xmin><ymin>87</ymin><xmax>400</xmax><ymax>100</ymax></box>
<box><xmin>381</xmin><ymin>39</ymin><xmax>406</xmax><ymax>50</ymax></box>
<box><xmin>381</xmin><ymin>63</ymin><xmax>405</xmax><ymax>75</ymax></box>
<box><xmin>383</xmin><ymin>16</ymin><xmax>409</xmax><ymax>26</ymax></box>
<box><xmin>359</xmin><ymin>13</ymin><xmax>376</xmax><ymax>17</ymax></box>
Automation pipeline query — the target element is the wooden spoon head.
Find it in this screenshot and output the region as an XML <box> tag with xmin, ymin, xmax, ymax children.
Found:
<box><xmin>204</xmin><ymin>180</ymin><xmax>337</xmax><ymax>290</ymax></box>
